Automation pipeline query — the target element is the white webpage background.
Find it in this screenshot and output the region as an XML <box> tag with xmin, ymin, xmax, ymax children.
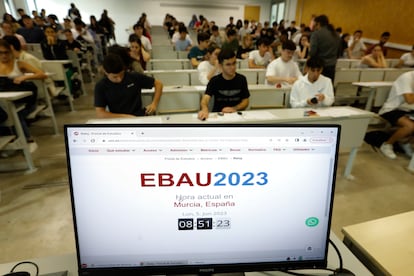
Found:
<box><xmin>69</xmin><ymin>148</ymin><xmax>334</xmax><ymax>264</ymax></box>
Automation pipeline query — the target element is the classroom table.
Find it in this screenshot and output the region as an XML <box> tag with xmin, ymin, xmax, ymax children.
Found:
<box><xmin>352</xmin><ymin>81</ymin><xmax>393</xmax><ymax>111</ymax></box>
<box><xmin>142</xmin><ymin>85</ymin><xmax>291</xmax><ymax>113</ymax></box>
<box><xmin>87</xmin><ymin>106</ymin><xmax>375</xmax><ymax>180</ymax></box>
<box><xmin>0</xmin><ymin>91</ymin><xmax>36</xmax><ymax>172</ymax></box>
<box><xmin>342</xmin><ymin>210</ymin><xmax>414</xmax><ymax>276</ymax></box>
<box><xmin>0</xmin><ymin>232</ymin><xmax>372</xmax><ymax>276</ymax></box>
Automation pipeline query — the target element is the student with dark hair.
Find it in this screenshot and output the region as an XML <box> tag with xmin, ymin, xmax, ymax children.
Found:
<box><xmin>366</xmin><ymin>31</ymin><xmax>391</xmax><ymax>57</ymax></box>
<box><xmin>174</xmin><ymin>26</ymin><xmax>192</xmax><ymax>51</ymax></box>
<box><xmin>197</xmin><ymin>43</ymin><xmax>221</xmax><ymax>85</ymax></box>
<box><xmin>221</xmin><ymin>28</ymin><xmax>239</xmax><ymax>54</ymax></box>
<box><xmin>266</xmin><ymin>40</ymin><xmax>301</xmax><ymax>86</ymax></box>
<box><xmin>133</xmin><ymin>23</ymin><xmax>152</xmax><ymax>53</ymax></box>
<box><xmin>94</xmin><ymin>53</ymin><xmax>163</xmax><ymax>118</ymax></box>
<box><xmin>0</xmin><ymin>38</ymin><xmax>46</xmax><ymax>148</ymax></box>
<box><xmin>378</xmin><ymin>71</ymin><xmax>414</xmax><ymax>159</ymax></box>
<box><xmin>188</xmin><ymin>32</ymin><xmax>210</xmax><ymax>68</ymax></box>
<box><xmin>248</xmin><ymin>37</ymin><xmax>273</xmax><ymax>68</ymax></box>
<box><xmin>289</xmin><ymin>56</ymin><xmax>334</xmax><ymax>108</ymax></box>
<box><xmin>40</xmin><ymin>25</ymin><xmax>68</xmax><ymax>60</ymax></box>
<box><xmin>197</xmin><ymin>49</ymin><xmax>250</xmax><ymax>120</ymax></box>
<box><xmin>309</xmin><ymin>14</ymin><xmax>340</xmax><ymax>82</ymax></box>
<box><xmin>128</xmin><ymin>34</ymin><xmax>150</xmax><ymax>72</ymax></box>
<box><xmin>16</xmin><ymin>15</ymin><xmax>45</xmax><ymax>43</ymax></box>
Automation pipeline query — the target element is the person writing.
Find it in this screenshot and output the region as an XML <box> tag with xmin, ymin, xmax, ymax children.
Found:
<box><xmin>198</xmin><ymin>48</ymin><xmax>250</xmax><ymax>120</ymax></box>
<box><xmin>265</xmin><ymin>40</ymin><xmax>301</xmax><ymax>86</ymax></box>
<box><xmin>289</xmin><ymin>56</ymin><xmax>334</xmax><ymax>108</ymax></box>
<box><xmin>94</xmin><ymin>53</ymin><xmax>163</xmax><ymax>118</ymax></box>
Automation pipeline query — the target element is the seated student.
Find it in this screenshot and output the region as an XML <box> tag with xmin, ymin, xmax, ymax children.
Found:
<box><xmin>188</xmin><ymin>32</ymin><xmax>210</xmax><ymax>68</ymax></box>
<box><xmin>128</xmin><ymin>34</ymin><xmax>150</xmax><ymax>71</ymax></box>
<box><xmin>236</xmin><ymin>33</ymin><xmax>254</xmax><ymax>59</ymax></box>
<box><xmin>63</xmin><ymin>28</ymin><xmax>85</xmax><ymax>52</ymax></box>
<box><xmin>289</xmin><ymin>56</ymin><xmax>334</xmax><ymax>108</ymax></box>
<box><xmin>174</xmin><ymin>26</ymin><xmax>192</xmax><ymax>52</ymax></box>
<box><xmin>197</xmin><ymin>48</ymin><xmax>250</xmax><ymax>120</ymax></box>
<box><xmin>40</xmin><ymin>26</ymin><xmax>68</xmax><ymax>60</ymax></box>
<box><xmin>348</xmin><ymin>30</ymin><xmax>366</xmax><ymax>59</ymax></box>
<box><xmin>221</xmin><ymin>28</ymin><xmax>239</xmax><ymax>54</ymax></box>
<box><xmin>133</xmin><ymin>23</ymin><xmax>152</xmax><ymax>54</ymax></box>
<box><xmin>360</xmin><ymin>44</ymin><xmax>387</xmax><ymax>68</ymax></box>
<box><xmin>378</xmin><ymin>71</ymin><xmax>414</xmax><ymax>159</ymax></box>
<box><xmin>3</xmin><ymin>35</ymin><xmax>57</xmax><ymax>97</ymax></box>
<box><xmin>365</xmin><ymin>31</ymin><xmax>390</xmax><ymax>57</ymax></box>
<box><xmin>94</xmin><ymin>53</ymin><xmax>163</xmax><ymax>118</ymax></box>
<box><xmin>248</xmin><ymin>37</ymin><xmax>273</xmax><ymax>68</ymax></box>
<box><xmin>0</xmin><ymin>39</ymin><xmax>46</xmax><ymax>148</ymax></box>
<box><xmin>107</xmin><ymin>44</ymin><xmax>144</xmax><ymax>74</ymax></box>
<box><xmin>394</xmin><ymin>45</ymin><xmax>414</xmax><ymax>68</ymax></box>
<box><xmin>171</xmin><ymin>22</ymin><xmax>193</xmax><ymax>46</ymax></box>
<box><xmin>266</xmin><ymin>40</ymin><xmax>301</xmax><ymax>86</ymax></box>
<box><xmin>296</xmin><ymin>34</ymin><xmax>310</xmax><ymax>59</ymax></box>
<box><xmin>197</xmin><ymin>43</ymin><xmax>221</xmax><ymax>85</ymax></box>
<box><xmin>210</xmin><ymin>25</ymin><xmax>225</xmax><ymax>48</ymax></box>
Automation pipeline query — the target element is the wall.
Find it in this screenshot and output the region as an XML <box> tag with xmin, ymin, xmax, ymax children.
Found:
<box><xmin>33</xmin><ymin>0</ymin><xmax>273</xmax><ymax>44</ymax></box>
<box><xmin>295</xmin><ymin>0</ymin><xmax>414</xmax><ymax>57</ymax></box>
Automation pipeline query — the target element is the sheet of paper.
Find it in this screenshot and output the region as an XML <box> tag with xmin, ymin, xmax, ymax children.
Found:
<box><xmin>88</xmin><ymin>117</ymin><xmax>163</xmax><ymax>124</ymax></box>
<box><xmin>315</xmin><ymin>107</ymin><xmax>364</xmax><ymax>117</ymax></box>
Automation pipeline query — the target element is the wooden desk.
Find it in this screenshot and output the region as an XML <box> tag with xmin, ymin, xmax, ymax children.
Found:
<box><xmin>342</xmin><ymin>211</ymin><xmax>414</xmax><ymax>276</ymax></box>
<box><xmin>352</xmin><ymin>81</ymin><xmax>393</xmax><ymax>111</ymax></box>
<box><xmin>0</xmin><ymin>91</ymin><xmax>36</xmax><ymax>172</ymax></box>
<box><xmin>87</xmin><ymin>107</ymin><xmax>374</xmax><ymax>179</ymax></box>
<box><xmin>0</xmin><ymin>232</ymin><xmax>372</xmax><ymax>276</ymax></box>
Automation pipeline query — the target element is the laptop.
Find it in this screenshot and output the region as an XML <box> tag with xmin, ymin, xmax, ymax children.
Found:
<box><xmin>64</xmin><ymin>124</ymin><xmax>340</xmax><ymax>275</ymax></box>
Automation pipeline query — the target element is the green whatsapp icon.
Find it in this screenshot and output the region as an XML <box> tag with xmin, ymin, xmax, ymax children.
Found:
<box><xmin>305</xmin><ymin>217</ymin><xmax>319</xmax><ymax>227</ymax></box>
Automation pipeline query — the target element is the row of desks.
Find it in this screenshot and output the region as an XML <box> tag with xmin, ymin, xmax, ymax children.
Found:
<box><xmin>88</xmin><ymin>106</ymin><xmax>375</xmax><ymax>180</ymax></box>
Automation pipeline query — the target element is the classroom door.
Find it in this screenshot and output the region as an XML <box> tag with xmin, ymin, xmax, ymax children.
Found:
<box><xmin>244</xmin><ymin>5</ymin><xmax>260</xmax><ymax>21</ymax></box>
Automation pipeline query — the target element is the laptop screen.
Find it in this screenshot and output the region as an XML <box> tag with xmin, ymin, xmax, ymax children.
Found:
<box><xmin>64</xmin><ymin>124</ymin><xmax>340</xmax><ymax>275</ymax></box>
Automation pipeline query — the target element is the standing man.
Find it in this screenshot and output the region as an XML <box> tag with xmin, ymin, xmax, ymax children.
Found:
<box><xmin>289</xmin><ymin>56</ymin><xmax>334</xmax><ymax>108</ymax></box>
<box><xmin>378</xmin><ymin>71</ymin><xmax>414</xmax><ymax>159</ymax></box>
<box><xmin>309</xmin><ymin>14</ymin><xmax>340</xmax><ymax>82</ymax></box>
<box><xmin>94</xmin><ymin>53</ymin><xmax>163</xmax><ymax>118</ymax></box>
<box><xmin>198</xmin><ymin>49</ymin><xmax>250</xmax><ymax>120</ymax></box>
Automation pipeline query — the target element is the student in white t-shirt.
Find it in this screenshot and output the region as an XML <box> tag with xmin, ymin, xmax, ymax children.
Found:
<box><xmin>378</xmin><ymin>71</ymin><xmax>414</xmax><ymax>159</ymax></box>
<box><xmin>248</xmin><ymin>37</ymin><xmax>273</xmax><ymax>69</ymax></box>
<box><xmin>197</xmin><ymin>44</ymin><xmax>221</xmax><ymax>85</ymax></box>
<box><xmin>394</xmin><ymin>45</ymin><xmax>414</xmax><ymax>68</ymax></box>
<box><xmin>265</xmin><ymin>40</ymin><xmax>302</xmax><ymax>86</ymax></box>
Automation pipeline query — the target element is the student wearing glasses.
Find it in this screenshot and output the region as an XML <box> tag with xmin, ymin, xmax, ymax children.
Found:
<box><xmin>198</xmin><ymin>48</ymin><xmax>250</xmax><ymax>120</ymax></box>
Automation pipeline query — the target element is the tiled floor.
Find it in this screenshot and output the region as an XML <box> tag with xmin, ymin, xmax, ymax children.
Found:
<box><xmin>1</xmin><ymin>82</ymin><xmax>414</xmax><ymax>264</ymax></box>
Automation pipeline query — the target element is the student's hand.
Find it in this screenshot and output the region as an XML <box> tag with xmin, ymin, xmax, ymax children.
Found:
<box><xmin>222</xmin><ymin>107</ymin><xmax>236</xmax><ymax>113</ymax></box>
<box><xmin>145</xmin><ymin>103</ymin><xmax>157</xmax><ymax>115</ymax></box>
<box><xmin>198</xmin><ymin>110</ymin><xmax>209</xmax><ymax>120</ymax></box>
<box><xmin>316</xmin><ymin>93</ymin><xmax>325</xmax><ymax>102</ymax></box>
<box><xmin>12</xmin><ymin>76</ymin><xmax>26</xmax><ymax>84</ymax></box>
<box><xmin>286</xmin><ymin>77</ymin><xmax>297</xmax><ymax>84</ymax></box>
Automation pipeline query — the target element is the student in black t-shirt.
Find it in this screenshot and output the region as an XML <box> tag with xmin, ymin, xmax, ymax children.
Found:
<box><xmin>198</xmin><ymin>49</ymin><xmax>250</xmax><ymax>120</ymax></box>
<box><xmin>94</xmin><ymin>53</ymin><xmax>163</xmax><ymax>118</ymax></box>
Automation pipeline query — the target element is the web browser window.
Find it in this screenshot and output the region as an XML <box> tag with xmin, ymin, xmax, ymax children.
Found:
<box><xmin>65</xmin><ymin>124</ymin><xmax>340</xmax><ymax>268</ymax></box>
